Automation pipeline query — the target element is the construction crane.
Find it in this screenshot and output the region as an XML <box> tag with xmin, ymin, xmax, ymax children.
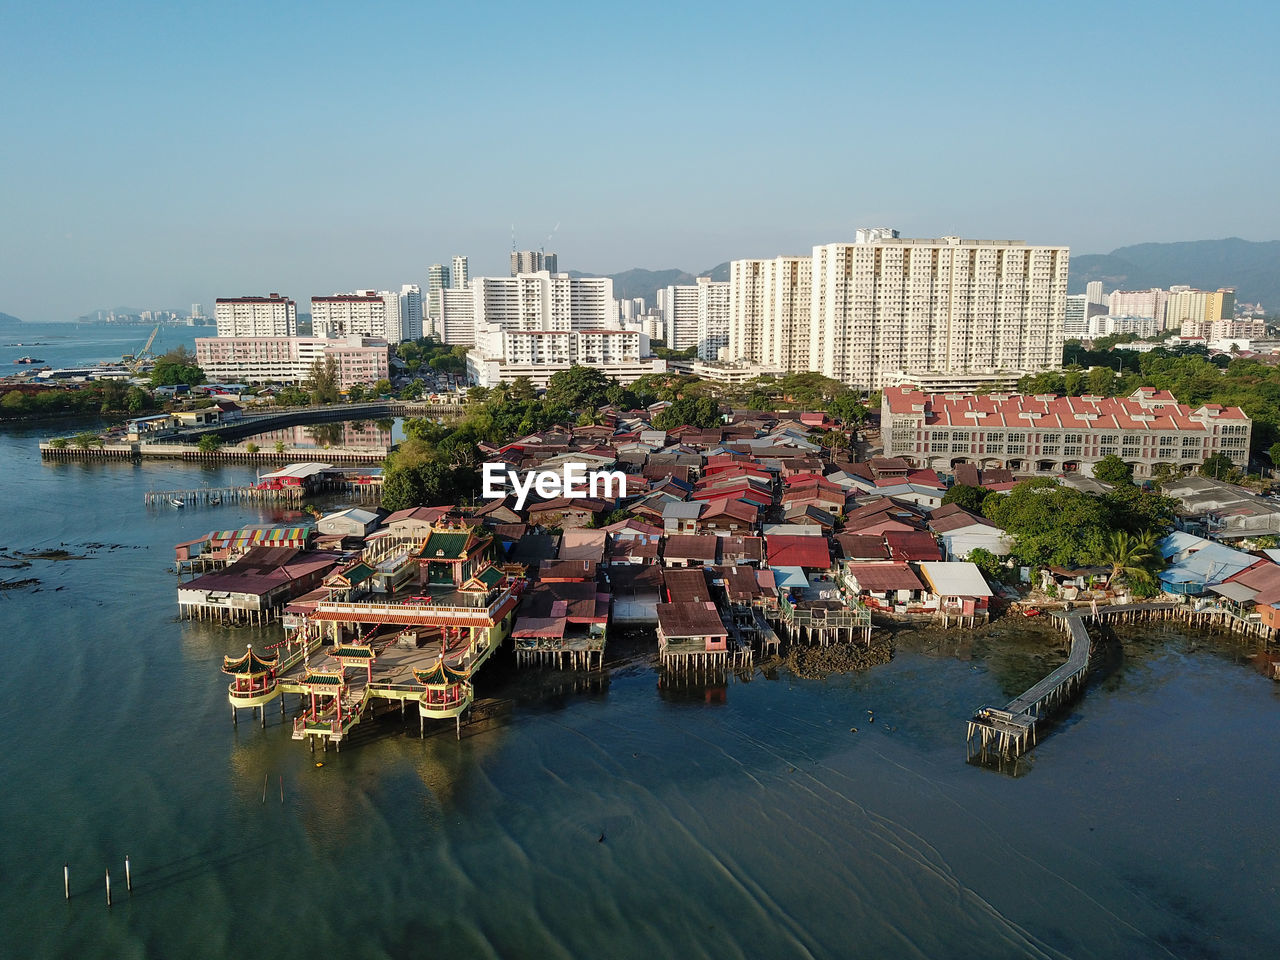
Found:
<box><xmin>123</xmin><ymin>324</ymin><xmax>161</xmax><ymax>371</ymax></box>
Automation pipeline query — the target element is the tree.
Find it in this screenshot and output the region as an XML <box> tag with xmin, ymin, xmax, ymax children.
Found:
<box><xmin>150</xmin><ymin>347</ymin><xmax>205</xmax><ymax>387</ymax></box>
<box><xmin>274</xmin><ymin>440</ymin><xmax>286</xmax><ymax>454</ymax></box>
<box><xmin>1199</xmin><ymin>453</ymin><xmax>1236</xmax><ymax>480</ymax></box>
<box><xmin>1086</xmin><ymin>365</ymin><xmax>1117</xmax><ymax>397</ymax></box>
<box><xmin>307</xmin><ymin>357</ymin><xmax>340</xmax><ymax>405</ymax></box>
<box><xmin>197</xmin><ymin>434</ymin><xmax>223</xmax><ymax>453</ymax></box>
<box><xmin>1092</xmin><ymin>454</ymin><xmax>1133</xmax><ymax>485</ymax></box>
<box><xmin>828</xmin><ymin>392</ymin><xmax>869</xmax><ymax>426</ymax></box>
<box><xmin>245</xmin><ymin>442</ymin><xmax>260</xmax><ymax>454</ymax></box>
<box><xmin>967</xmin><ymin>547</ymin><xmax>1012</xmax><ymax>583</ymax></box>
<box><xmin>1100</xmin><ymin>530</ymin><xmax>1156</xmax><ymax>590</ymax></box>
<box><xmin>1269</xmin><ymin>441</ymin><xmax>1280</xmax><ymax>472</ymax></box>
<box><xmin>544</xmin><ymin>365</ymin><xmax>615</xmax><ymax>411</ymax></box>
<box><xmin>653</xmin><ymin>396</ymin><xmax>722</xmax><ymax>430</ymax></box>
<box><xmin>371</xmin><ymin>378</ymin><xmax>393</xmax><ymax>397</ymax></box>
<box><xmin>347</xmin><ymin>383</ymin><xmax>366</xmax><ymax>402</ymax></box>
<box><xmin>72</xmin><ymin>431</ymin><xmax>102</xmax><ymax>449</ymax></box>
<box><xmin>941</xmin><ymin>484</ymin><xmax>987</xmax><ymax>512</ymax></box>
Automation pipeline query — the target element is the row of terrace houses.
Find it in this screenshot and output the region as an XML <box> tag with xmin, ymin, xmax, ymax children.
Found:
<box><xmin>882</xmin><ymin>386</ymin><xmax>1252</xmax><ymax>479</ymax></box>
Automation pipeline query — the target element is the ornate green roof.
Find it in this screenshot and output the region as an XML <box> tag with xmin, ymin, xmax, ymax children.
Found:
<box><xmin>302</xmin><ymin>672</ymin><xmax>344</xmax><ymax>687</ymax></box>
<box><xmin>222</xmin><ymin>646</ymin><xmax>278</xmax><ymax>676</ymax></box>
<box><xmin>413</xmin><ymin>660</ymin><xmax>469</xmax><ymax>686</ymax></box>
<box><xmin>333</xmin><ymin>644</ymin><xmax>375</xmax><ymax>660</ymax></box>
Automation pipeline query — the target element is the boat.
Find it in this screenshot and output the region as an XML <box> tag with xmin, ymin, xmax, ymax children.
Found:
<box><xmin>14</xmin><ymin>356</ymin><xmax>44</xmax><ymax>364</ymax></box>
<box><xmin>208</xmin><ymin>495</ymin><xmax>222</xmax><ymax>505</ymax></box>
<box><xmin>170</xmin><ymin>498</ymin><xmax>185</xmax><ymax>508</ymax></box>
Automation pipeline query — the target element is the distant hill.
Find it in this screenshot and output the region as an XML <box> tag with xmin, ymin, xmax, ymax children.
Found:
<box><xmin>570</xmin><ymin>263</ymin><xmax>731</xmax><ymax>306</ymax></box>
<box><xmin>0</xmin><ymin>312</ymin><xmax>22</xmax><ymax>325</ymax></box>
<box><xmin>1069</xmin><ymin>238</ymin><xmax>1280</xmax><ymax>307</ymax></box>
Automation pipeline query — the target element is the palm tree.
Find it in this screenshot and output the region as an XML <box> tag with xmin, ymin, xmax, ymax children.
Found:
<box><xmin>1101</xmin><ymin>530</ymin><xmax>1155</xmax><ymax>589</ymax></box>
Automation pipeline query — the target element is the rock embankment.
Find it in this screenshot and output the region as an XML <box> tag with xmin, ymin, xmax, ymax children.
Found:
<box><xmin>786</xmin><ymin>640</ymin><xmax>894</xmax><ymax>680</ymax></box>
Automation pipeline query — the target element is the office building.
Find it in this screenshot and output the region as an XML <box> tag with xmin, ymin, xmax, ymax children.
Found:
<box><xmin>214</xmin><ymin>294</ymin><xmax>298</xmax><ymax>338</ymax></box>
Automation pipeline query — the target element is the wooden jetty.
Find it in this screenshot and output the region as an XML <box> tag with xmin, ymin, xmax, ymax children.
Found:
<box><xmin>144</xmin><ymin>477</ymin><xmax>381</xmax><ymax>508</ymax></box>
<box><xmin>967</xmin><ymin>600</ymin><xmax>1272</xmax><ymax>761</ymax></box>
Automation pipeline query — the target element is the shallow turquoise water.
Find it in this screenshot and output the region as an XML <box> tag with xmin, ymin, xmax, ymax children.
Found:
<box><xmin>1</xmin><ymin>420</ymin><xmax>1278</xmax><ymax>959</ymax></box>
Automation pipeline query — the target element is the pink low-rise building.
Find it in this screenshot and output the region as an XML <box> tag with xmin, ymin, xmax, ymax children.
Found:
<box><xmin>195</xmin><ymin>336</ymin><xmax>389</xmax><ymax>388</ymax></box>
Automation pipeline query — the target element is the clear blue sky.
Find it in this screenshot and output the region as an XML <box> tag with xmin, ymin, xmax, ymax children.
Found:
<box><xmin>2</xmin><ymin>0</ymin><xmax>1276</xmax><ymax>322</ymax></box>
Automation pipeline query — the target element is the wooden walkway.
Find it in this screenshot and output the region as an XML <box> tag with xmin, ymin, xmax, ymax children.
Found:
<box><xmin>967</xmin><ymin>603</ymin><xmax>1180</xmax><ymax>760</ymax></box>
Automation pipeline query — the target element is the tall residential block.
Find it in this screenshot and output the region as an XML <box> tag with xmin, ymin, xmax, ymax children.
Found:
<box><xmin>399</xmin><ymin>284</ymin><xmax>423</xmax><ymax>341</ymax></box>
<box><xmin>510</xmin><ymin>250</ymin><xmax>557</xmax><ymax>275</ymax></box>
<box><xmin>1166</xmin><ymin>287</ymin><xmax>1236</xmax><ymax>333</ymax></box>
<box><xmin>728</xmin><ymin>233</ymin><xmax>1068</xmax><ymax>391</ymax></box>
<box><xmin>1064</xmin><ymin>294</ymin><xmax>1089</xmax><ymax>338</ymax></box>
<box><xmin>662</xmin><ymin>283</ymin><xmax>701</xmax><ymax>351</ymax></box>
<box><xmin>311</xmin><ymin>291</ymin><xmax>397</xmax><ymax>340</ymax></box>
<box><xmin>695</xmin><ymin>276</ymin><xmax>730</xmax><ymax>361</ymax></box>
<box><xmin>427</xmin><ymin>263</ymin><xmax>450</xmax><ymax>329</ymax></box>
<box><xmin>451</xmin><ymin>255</ymin><xmax>470</xmax><ymax>290</ymax></box>
<box><xmin>1086</xmin><ymin>280</ymin><xmax>1105</xmax><ymax>306</ymax></box>
<box><xmin>439</xmin><ymin>287</ymin><xmax>477</xmax><ymax>346</ymax></box>
<box><xmin>214</xmin><ymin>294</ymin><xmax>297</xmax><ymax>337</ymax></box>
<box><xmin>728</xmin><ymin>256</ymin><xmax>812</xmax><ymax>372</ymax></box>
<box><xmin>1107</xmin><ymin>288</ymin><xmax>1170</xmax><ymax>327</ymax></box>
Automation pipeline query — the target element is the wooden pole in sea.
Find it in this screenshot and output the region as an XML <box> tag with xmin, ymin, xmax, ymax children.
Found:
<box><xmin>124</xmin><ymin>855</ymin><xmax>132</xmax><ymax>893</ymax></box>
<box><xmin>105</xmin><ymin>868</ymin><xmax>111</xmax><ymax>907</ymax></box>
<box><xmin>64</xmin><ymin>863</ymin><xmax>69</xmax><ymax>900</ymax></box>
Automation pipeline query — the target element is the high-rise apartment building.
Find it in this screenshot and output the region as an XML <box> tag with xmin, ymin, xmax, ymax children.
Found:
<box><xmin>451</xmin><ymin>256</ymin><xmax>470</xmax><ymax>290</ymax></box>
<box><xmin>1166</xmin><ymin>287</ymin><xmax>1236</xmax><ymax>333</ymax></box>
<box><xmin>728</xmin><ymin>233</ymin><xmax>1068</xmax><ymax>390</ymax></box>
<box><xmin>311</xmin><ymin>291</ymin><xmax>397</xmax><ymax>340</ymax></box>
<box><xmin>510</xmin><ymin>250</ymin><xmax>557</xmax><ymax>275</ymax></box>
<box><xmin>1107</xmin><ymin>288</ymin><xmax>1170</xmax><ymax>327</ymax></box>
<box><xmin>214</xmin><ymin>294</ymin><xmax>297</xmax><ymax>337</ymax></box>
<box><xmin>1086</xmin><ymin>280</ymin><xmax>1105</xmax><ymax>306</ymax></box>
<box><xmin>1064</xmin><ymin>294</ymin><xmax>1089</xmax><ymax>338</ymax></box>
<box><xmin>662</xmin><ymin>283</ymin><xmax>701</xmax><ymax>351</ymax></box>
<box><xmin>728</xmin><ymin>256</ymin><xmax>812</xmax><ymax>372</ymax></box>
<box><xmin>399</xmin><ymin>284</ymin><xmax>423</xmax><ymax>341</ymax></box>
<box><xmin>427</xmin><ymin>263</ymin><xmax>450</xmax><ymax>331</ymax></box>
<box><xmin>695</xmin><ymin>276</ymin><xmax>730</xmax><ymax>361</ymax></box>
<box><xmin>439</xmin><ymin>288</ymin><xmax>477</xmax><ymax>346</ymax></box>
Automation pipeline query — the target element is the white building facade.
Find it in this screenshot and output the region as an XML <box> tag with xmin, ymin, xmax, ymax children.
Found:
<box><xmin>695</xmin><ymin>277</ymin><xmax>730</xmax><ymax>361</ymax></box>
<box><xmin>195</xmin><ymin>336</ymin><xmax>389</xmax><ymax>388</ymax></box>
<box><xmin>214</xmin><ymin>295</ymin><xmax>297</xmax><ymax>337</ymax></box>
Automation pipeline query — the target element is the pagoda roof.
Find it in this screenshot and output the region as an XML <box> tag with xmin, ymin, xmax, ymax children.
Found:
<box><xmin>332</xmin><ymin>644</ymin><xmax>375</xmax><ymax>661</ymax></box>
<box><xmin>413</xmin><ymin>660</ymin><xmax>469</xmax><ymax>685</ymax></box>
<box><xmin>417</xmin><ymin>525</ymin><xmax>486</xmax><ymax>561</ymax></box>
<box><xmin>222</xmin><ymin>645</ymin><xmax>278</xmax><ymax>676</ymax></box>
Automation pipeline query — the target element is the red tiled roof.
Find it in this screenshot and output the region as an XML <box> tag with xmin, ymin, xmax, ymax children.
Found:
<box><xmin>766</xmin><ymin>535</ymin><xmax>831</xmax><ymax>569</ymax></box>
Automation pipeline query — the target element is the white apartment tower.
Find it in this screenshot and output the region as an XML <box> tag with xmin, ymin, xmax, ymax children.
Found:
<box><xmin>451</xmin><ymin>256</ymin><xmax>469</xmax><ymax>290</ymax></box>
<box><xmin>728</xmin><ymin>233</ymin><xmax>1068</xmax><ymax>390</ymax></box>
<box><xmin>695</xmin><ymin>276</ymin><xmax>730</xmax><ymax>361</ymax></box>
<box><xmin>662</xmin><ymin>283</ymin><xmax>701</xmax><ymax>351</ymax></box>
<box><xmin>214</xmin><ymin>294</ymin><xmax>297</xmax><ymax>337</ymax></box>
<box><xmin>1086</xmin><ymin>280</ymin><xmax>1105</xmax><ymax>306</ymax></box>
<box><xmin>1064</xmin><ymin>294</ymin><xmax>1089</xmax><ymax>338</ymax></box>
<box><xmin>311</xmin><ymin>292</ymin><xmax>391</xmax><ymax>340</ymax></box>
<box><xmin>439</xmin><ymin>287</ymin><xmax>477</xmax><ymax>346</ymax></box>
<box><xmin>510</xmin><ymin>250</ymin><xmax>557</xmax><ymax>275</ymax></box>
<box><xmin>728</xmin><ymin>256</ymin><xmax>812</xmax><ymax>371</ymax></box>
<box><xmin>812</xmin><ymin>236</ymin><xmax>1068</xmax><ymax>389</ymax></box>
<box><xmin>399</xmin><ymin>284</ymin><xmax>423</xmax><ymax>341</ymax></box>
<box><xmin>427</xmin><ymin>263</ymin><xmax>450</xmax><ymax>331</ymax></box>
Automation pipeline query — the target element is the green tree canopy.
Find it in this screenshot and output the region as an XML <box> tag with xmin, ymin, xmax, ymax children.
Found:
<box><xmin>653</xmin><ymin>396</ymin><xmax>722</xmax><ymax>430</ymax></box>
<box><xmin>150</xmin><ymin>347</ymin><xmax>205</xmax><ymax>387</ymax></box>
<box><xmin>1092</xmin><ymin>454</ymin><xmax>1134</xmax><ymax>485</ymax></box>
<box><xmin>941</xmin><ymin>484</ymin><xmax>987</xmax><ymax>512</ymax></box>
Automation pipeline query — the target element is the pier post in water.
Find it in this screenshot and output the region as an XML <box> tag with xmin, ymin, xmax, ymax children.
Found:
<box><xmin>105</xmin><ymin>869</ymin><xmax>111</xmax><ymax>908</ymax></box>
<box><xmin>124</xmin><ymin>855</ymin><xmax>131</xmax><ymax>893</ymax></box>
<box><xmin>63</xmin><ymin>863</ymin><xmax>69</xmax><ymax>900</ymax></box>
